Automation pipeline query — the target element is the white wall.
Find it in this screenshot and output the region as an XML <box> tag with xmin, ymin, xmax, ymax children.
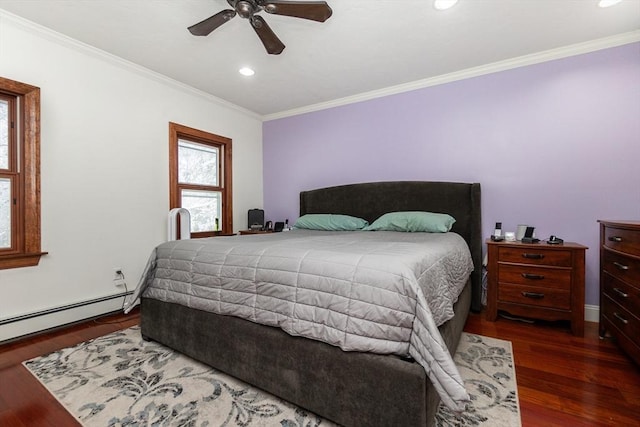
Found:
<box><xmin>0</xmin><ymin>12</ymin><xmax>263</xmax><ymax>341</ymax></box>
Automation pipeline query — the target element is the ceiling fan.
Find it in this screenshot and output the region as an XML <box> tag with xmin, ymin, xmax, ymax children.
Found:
<box><xmin>188</xmin><ymin>1</ymin><xmax>333</xmax><ymax>55</ymax></box>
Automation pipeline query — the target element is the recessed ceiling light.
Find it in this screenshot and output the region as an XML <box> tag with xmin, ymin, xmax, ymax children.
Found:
<box><xmin>434</xmin><ymin>0</ymin><xmax>458</xmax><ymax>11</ymax></box>
<box><xmin>239</xmin><ymin>67</ymin><xmax>255</xmax><ymax>76</ymax></box>
<box><xmin>598</xmin><ymin>0</ymin><xmax>622</xmax><ymax>7</ymax></box>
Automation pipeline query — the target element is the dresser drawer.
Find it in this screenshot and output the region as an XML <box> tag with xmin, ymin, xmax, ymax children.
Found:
<box><xmin>498</xmin><ymin>246</ymin><xmax>572</xmax><ymax>267</ymax></box>
<box><xmin>498</xmin><ymin>264</ymin><xmax>572</xmax><ymax>290</ymax></box>
<box><xmin>602</xmin><ymin>249</ymin><xmax>640</xmax><ymax>285</ymax></box>
<box><xmin>603</xmin><ymin>272</ymin><xmax>640</xmax><ymax>315</ymax></box>
<box><xmin>602</xmin><ymin>295</ymin><xmax>640</xmax><ymax>340</ymax></box>
<box><xmin>603</xmin><ymin>226</ymin><xmax>640</xmax><ymax>256</ymax></box>
<box><xmin>499</xmin><ymin>283</ymin><xmax>570</xmax><ymax>310</ymax></box>
<box><xmin>599</xmin><ymin>221</ymin><xmax>640</xmax><ymax>362</ymax></box>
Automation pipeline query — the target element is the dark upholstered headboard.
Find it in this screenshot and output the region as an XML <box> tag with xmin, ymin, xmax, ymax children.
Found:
<box><xmin>300</xmin><ymin>181</ymin><xmax>482</xmax><ymax>312</ymax></box>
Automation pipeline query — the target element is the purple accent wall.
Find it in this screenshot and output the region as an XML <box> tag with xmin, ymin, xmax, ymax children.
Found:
<box><xmin>263</xmin><ymin>42</ymin><xmax>640</xmax><ymax>307</ymax></box>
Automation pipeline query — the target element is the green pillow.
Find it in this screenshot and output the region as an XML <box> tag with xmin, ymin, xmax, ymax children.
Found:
<box><xmin>293</xmin><ymin>214</ymin><xmax>369</xmax><ymax>231</ymax></box>
<box><xmin>363</xmin><ymin>211</ymin><xmax>455</xmax><ymax>233</ymax></box>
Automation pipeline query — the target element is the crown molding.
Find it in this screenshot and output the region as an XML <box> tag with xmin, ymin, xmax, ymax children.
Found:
<box><xmin>2</xmin><ymin>8</ymin><xmax>637</xmax><ymax>123</ymax></box>
<box><xmin>0</xmin><ymin>9</ymin><xmax>261</xmax><ymax>121</ymax></box>
<box><xmin>263</xmin><ymin>30</ymin><xmax>640</xmax><ymax>121</ymax></box>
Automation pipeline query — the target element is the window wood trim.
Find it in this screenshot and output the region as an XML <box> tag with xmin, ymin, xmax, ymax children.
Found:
<box><xmin>169</xmin><ymin>122</ymin><xmax>233</xmax><ymax>237</ymax></box>
<box><xmin>0</xmin><ymin>77</ymin><xmax>46</xmax><ymax>269</ymax></box>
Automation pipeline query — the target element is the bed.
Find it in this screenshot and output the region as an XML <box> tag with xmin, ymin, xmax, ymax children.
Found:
<box><xmin>125</xmin><ymin>180</ymin><xmax>482</xmax><ymax>427</ymax></box>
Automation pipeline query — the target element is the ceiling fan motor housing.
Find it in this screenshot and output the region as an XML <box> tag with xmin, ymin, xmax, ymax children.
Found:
<box><xmin>231</xmin><ymin>1</ymin><xmax>258</xmax><ymax>19</ymax></box>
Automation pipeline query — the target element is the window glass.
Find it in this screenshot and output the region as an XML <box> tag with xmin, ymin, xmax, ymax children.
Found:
<box><xmin>181</xmin><ymin>189</ymin><xmax>221</xmax><ymax>232</ymax></box>
<box><xmin>0</xmin><ymin>177</ymin><xmax>10</xmax><ymax>248</ymax></box>
<box><xmin>0</xmin><ymin>99</ymin><xmax>8</xmax><ymax>170</ymax></box>
<box><xmin>178</xmin><ymin>139</ymin><xmax>218</xmax><ymax>186</ymax></box>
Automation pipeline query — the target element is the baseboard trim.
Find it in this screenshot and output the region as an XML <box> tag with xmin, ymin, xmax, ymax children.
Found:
<box><xmin>585</xmin><ymin>304</ymin><xmax>600</xmax><ymax>324</ymax></box>
<box><xmin>0</xmin><ymin>292</ymin><xmax>132</xmax><ymax>343</ymax></box>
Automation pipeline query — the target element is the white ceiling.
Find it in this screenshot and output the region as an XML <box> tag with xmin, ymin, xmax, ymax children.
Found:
<box><xmin>1</xmin><ymin>0</ymin><xmax>639</xmax><ymax>118</ymax></box>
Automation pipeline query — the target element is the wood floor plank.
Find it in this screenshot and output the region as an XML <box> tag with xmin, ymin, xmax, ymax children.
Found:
<box><xmin>519</xmin><ymin>399</ymin><xmax>597</xmax><ymax>427</ymax></box>
<box><xmin>0</xmin><ymin>364</ymin><xmax>78</xmax><ymax>426</ymax></box>
<box><xmin>0</xmin><ymin>410</ymin><xmax>31</xmax><ymax>427</ymax></box>
<box><xmin>1</xmin><ymin>308</ymin><xmax>639</xmax><ymax>426</ymax></box>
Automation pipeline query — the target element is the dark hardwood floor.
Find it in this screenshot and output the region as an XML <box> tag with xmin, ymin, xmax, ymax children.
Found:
<box><xmin>0</xmin><ymin>308</ymin><xmax>638</xmax><ymax>426</ymax></box>
<box><xmin>465</xmin><ymin>312</ymin><xmax>640</xmax><ymax>427</ymax></box>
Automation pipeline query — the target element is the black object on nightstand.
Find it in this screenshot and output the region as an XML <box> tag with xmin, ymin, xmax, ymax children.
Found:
<box><xmin>521</xmin><ymin>226</ymin><xmax>539</xmax><ymax>243</ymax></box>
<box><xmin>547</xmin><ymin>235</ymin><xmax>564</xmax><ymax>245</ymax></box>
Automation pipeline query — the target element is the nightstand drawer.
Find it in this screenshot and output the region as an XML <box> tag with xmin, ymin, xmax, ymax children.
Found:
<box><xmin>498</xmin><ymin>283</ymin><xmax>570</xmax><ymax>310</ymax></box>
<box><xmin>602</xmin><ymin>295</ymin><xmax>640</xmax><ymax>340</ymax></box>
<box><xmin>603</xmin><ymin>226</ymin><xmax>640</xmax><ymax>255</ymax></box>
<box><xmin>498</xmin><ymin>264</ymin><xmax>572</xmax><ymax>290</ymax></box>
<box><xmin>603</xmin><ymin>272</ymin><xmax>640</xmax><ymax>315</ymax></box>
<box><xmin>498</xmin><ymin>246</ymin><xmax>572</xmax><ymax>267</ymax></box>
<box><xmin>603</xmin><ymin>249</ymin><xmax>640</xmax><ymax>285</ymax></box>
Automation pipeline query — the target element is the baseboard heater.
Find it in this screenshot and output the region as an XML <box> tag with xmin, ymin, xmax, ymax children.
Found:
<box><xmin>0</xmin><ymin>291</ymin><xmax>133</xmax><ymax>326</ymax></box>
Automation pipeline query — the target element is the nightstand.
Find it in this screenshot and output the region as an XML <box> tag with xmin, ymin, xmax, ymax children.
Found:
<box><xmin>238</xmin><ymin>229</ymin><xmax>273</xmax><ymax>235</ymax></box>
<box><xmin>486</xmin><ymin>239</ymin><xmax>588</xmax><ymax>336</ymax></box>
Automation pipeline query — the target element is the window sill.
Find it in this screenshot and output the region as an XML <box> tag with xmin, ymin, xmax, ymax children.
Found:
<box><xmin>0</xmin><ymin>252</ymin><xmax>48</xmax><ymax>270</ymax></box>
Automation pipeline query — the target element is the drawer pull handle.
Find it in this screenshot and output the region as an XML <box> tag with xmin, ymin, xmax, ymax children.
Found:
<box><xmin>522</xmin><ymin>253</ymin><xmax>544</xmax><ymax>259</ymax></box>
<box><xmin>521</xmin><ymin>273</ymin><xmax>545</xmax><ymax>280</ymax></box>
<box><xmin>522</xmin><ymin>292</ymin><xmax>545</xmax><ymax>299</ymax></box>
<box><xmin>608</xmin><ymin>236</ymin><xmax>623</xmax><ymax>243</ymax></box>
<box><xmin>613</xmin><ymin>262</ymin><xmax>629</xmax><ymax>271</ymax></box>
<box><xmin>613</xmin><ymin>287</ymin><xmax>629</xmax><ymax>298</ymax></box>
<box><xmin>613</xmin><ymin>312</ymin><xmax>629</xmax><ymax>325</ymax></box>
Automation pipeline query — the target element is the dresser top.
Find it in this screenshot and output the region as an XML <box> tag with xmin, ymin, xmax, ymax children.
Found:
<box><xmin>486</xmin><ymin>239</ymin><xmax>588</xmax><ymax>250</ymax></box>
<box><xmin>598</xmin><ymin>220</ymin><xmax>640</xmax><ymax>229</ymax></box>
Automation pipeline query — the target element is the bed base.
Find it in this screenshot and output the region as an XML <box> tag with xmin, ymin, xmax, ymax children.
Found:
<box><xmin>141</xmin><ymin>282</ymin><xmax>470</xmax><ymax>427</ymax></box>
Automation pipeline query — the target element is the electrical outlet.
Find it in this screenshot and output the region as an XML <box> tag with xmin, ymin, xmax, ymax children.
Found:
<box><xmin>114</xmin><ymin>268</ymin><xmax>123</xmax><ymax>280</ymax></box>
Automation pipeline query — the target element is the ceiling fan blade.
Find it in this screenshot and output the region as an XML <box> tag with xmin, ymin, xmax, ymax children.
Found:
<box><xmin>250</xmin><ymin>15</ymin><xmax>285</xmax><ymax>55</ymax></box>
<box><xmin>260</xmin><ymin>1</ymin><xmax>333</xmax><ymax>22</ymax></box>
<box><xmin>188</xmin><ymin>9</ymin><xmax>237</xmax><ymax>36</ymax></box>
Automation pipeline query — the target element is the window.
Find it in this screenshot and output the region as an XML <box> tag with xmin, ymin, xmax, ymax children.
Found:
<box><xmin>0</xmin><ymin>76</ymin><xmax>45</xmax><ymax>269</ymax></box>
<box><xmin>1</xmin><ymin>94</ymin><xmax>15</xmax><ymax>250</ymax></box>
<box><xmin>169</xmin><ymin>122</ymin><xmax>232</xmax><ymax>237</ymax></box>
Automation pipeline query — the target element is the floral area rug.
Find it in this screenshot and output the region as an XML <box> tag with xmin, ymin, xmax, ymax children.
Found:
<box><xmin>23</xmin><ymin>327</ymin><xmax>520</xmax><ymax>426</ymax></box>
<box><xmin>435</xmin><ymin>333</ymin><xmax>521</xmax><ymax>427</ymax></box>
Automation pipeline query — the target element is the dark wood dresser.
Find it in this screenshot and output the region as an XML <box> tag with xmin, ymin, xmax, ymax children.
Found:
<box><xmin>486</xmin><ymin>239</ymin><xmax>587</xmax><ymax>336</ymax></box>
<box><xmin>598</xmin><ymin>220</ymin><xmax>640</xmax><ymax>365</ymax></box>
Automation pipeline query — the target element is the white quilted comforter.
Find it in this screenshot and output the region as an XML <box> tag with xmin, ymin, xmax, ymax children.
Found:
<box><xmin>125</xmin><ymin>230</ymin><xmax>474</xmax><ymax>410</ymax></box>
